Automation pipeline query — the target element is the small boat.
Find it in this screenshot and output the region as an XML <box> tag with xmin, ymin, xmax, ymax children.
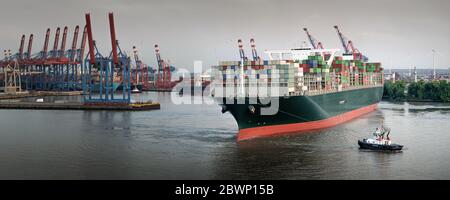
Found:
<box><xmin>358</xmin><ymin>138</ymin><xmax>403</xmax><ymax>151</ymax></box>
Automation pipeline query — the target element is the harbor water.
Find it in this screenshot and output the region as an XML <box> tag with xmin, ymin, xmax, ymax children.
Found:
<box><xmin>0</xmin><ymin>92</ymin><xmax>450</xmax><ymax>179</ymax></box>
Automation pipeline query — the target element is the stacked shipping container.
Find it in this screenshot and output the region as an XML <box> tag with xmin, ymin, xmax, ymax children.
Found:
<box><xmin>212</xmin><ymin>53</ymin><xmax>383</xmax><ymax>97</ymax></box>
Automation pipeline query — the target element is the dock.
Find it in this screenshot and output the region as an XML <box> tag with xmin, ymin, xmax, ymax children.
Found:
<box><xmin>0</xmin><ymin>91</ymin><xmax>83</xmax><ymax>100</ymax></box>
<box><xmin>0</xmin><ymin>101</ymin><xmax>160</xmax><ymax>111</ymax></box>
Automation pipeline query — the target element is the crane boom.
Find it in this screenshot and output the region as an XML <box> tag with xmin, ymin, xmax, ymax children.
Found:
<box><xmin>238</xmin><ymin>39</ymin><xmax>247</xmax><ymax>61</ymax></box>
<box><xmin>303</xmin><ymin>28</ymin><xmax>317</xmax><ymax>49</ymax></box>
<box><xmin>132</xmin><ymin>46</ymin><xmax>140</xmax><ymax>64</ymax></box>
<box><xmin>70</xmin><ymin>26</ymin><xmax>79</xmax><ymax>62</ymax></box>
<box><xmin>303</xmin><ymin>28</ymin><xmax>324</xmax><ymax>49</ymax></box>
<box><xmin>333</xmin><ymin>25</ymin><xmax>349</xmax><ymax>53</ymax></box>
<box><xmin>250</xmin><ymin>38</ymin><xmax>259</xmax><ymax>61</ymax></box>
<box><xmin>155</xmin><ymin>44</ymin><xmax>162</xmax><ymax>70</ymax></box>
<box><xmin>78</xmin><ymin>26</ymin><xmax>87</xmax><ymax>63</ymax></box>
<box><xmin>26</xmin><ymin>34</ymin><xmax>33</xmax><ymax>59</ymax></box>
<box><xmin>108</xmin><ymin>12</ymin><xmax>118</xmax><ymax>65</ymax></box>
<box><xmin>43</xmin><ymin>29</ymin><xmax>50</xmax><ymax>59</ymax></box>
<box><xmin>60</xmin><ymin>26</ymin><xmax>68</xmax><ymax>58</ymax></box>
<box><xmin>18</xmin><ymin>35</ymin><xmax>25</xmax><ymax>59</ymax></box>
<box><xmin>52</xmin><ymin>27</ymin><xmax>60</xmax><ymax>57</ymax></box>
<box><xmin>85</xmin><ymin>13</ymin><xmax>96</xmax><ymax>65</ymax></box>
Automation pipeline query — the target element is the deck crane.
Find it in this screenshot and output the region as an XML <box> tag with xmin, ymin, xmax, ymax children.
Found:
<box><xmin>303</xmin><ymin>28</ymin><xmax>324</xmax><ymax>49</ymax></box>
<box><xmin>333</xmin><ymin>25</ymin><xmax>367</xmax><ymax>61</ymax></box>
<box><xmin>250</xmin><ymin>38</ymin><xmax>260</xmax><ymax>62</ymax></box>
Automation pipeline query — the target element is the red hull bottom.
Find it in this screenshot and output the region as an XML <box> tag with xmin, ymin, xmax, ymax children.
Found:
<box><xmin>237</xmin><ymin>104</ymin><xmax>378</xmax><ymax>141</ymax></box>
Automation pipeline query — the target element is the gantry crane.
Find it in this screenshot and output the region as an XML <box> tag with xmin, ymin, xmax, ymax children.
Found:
<box><xmin>154</xmin><ymin>44</ymin><xmax>172</xmax><ymax>89</ymax></box>
<box><xmin>250</xmin><ymin>38</ymin><xmax>260</xmax><ymax>62</ymax></box>
<box><xmin>237</xmin><ymin>39</ymin><xmax>248</xmax><ymax>62</ymax></box>
<box><xmin>333</xmin><ymin>25</ymin><xmax>367</xmax><ymax>61</ymax></box>
<box><xmin>303</xmin><ymin>28</ymin><xmax>324</xmax><ymax>49</ymax></box>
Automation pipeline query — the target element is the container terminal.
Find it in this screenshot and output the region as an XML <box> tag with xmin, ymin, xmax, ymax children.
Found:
<box><xmin>0</xmin><ymin>12</ymin><xmax>185</xmax><ymax>111</ymax></box>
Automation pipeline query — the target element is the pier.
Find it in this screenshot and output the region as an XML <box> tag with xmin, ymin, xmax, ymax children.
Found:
<box><xmin>0</xmin><ymin>101</ymin><xmax>160</xmax><ymax>111</ymax></box>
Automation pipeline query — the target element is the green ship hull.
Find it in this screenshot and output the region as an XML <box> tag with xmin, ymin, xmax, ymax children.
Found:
<box><xmin>217</xmin><ymin>86</ymin><xmax>383</xmax><ymax>140</ymax></box>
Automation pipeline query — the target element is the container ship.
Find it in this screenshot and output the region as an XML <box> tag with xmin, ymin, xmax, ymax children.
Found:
<box><xmin>211</xmin><ymin>28</ymin><xmax>384</xmax><ymax>141</ymax></box>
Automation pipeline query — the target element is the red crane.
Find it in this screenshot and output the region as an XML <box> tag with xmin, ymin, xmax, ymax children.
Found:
<box><xmin>26</xmin><ymin>34</ymin><xmax>33</xmax><ymax>60</ymax></box>
<box><xmin>108</xmin><ymin>12</ymin><xmax>118</xmax><ymax>66</ymax></box>
<box><xmin>18</xmin><ymin>35</ymin><xmax>25</xmax><ymax>60</ymax></box>
<box><xmin>52</xmin><ymin>27</ymin><xmax>60</xmax><ymax>58</ymax></box>
<box><xmin>78</xmin><ymin>26</ymin><xmax>87</xmax><ymax>63</ymax></box>
<box><xmin>69</xmin><ymin>26</ymin><xmax>79</xmax><ymax>62</ymax></box>
<box><xmin>60</xmin><ymin>26</ymin><xmax>68</xmax><ymax>59</ymax></box>
<box><xmin>42</xmin><ymin>28</ymin><xmax>50</xmax><ymax>59</ymax></box>
<box><xmin>85</xmin><ymin>13</ymin><xmax>96</xmax><ymax>65</ymax></box>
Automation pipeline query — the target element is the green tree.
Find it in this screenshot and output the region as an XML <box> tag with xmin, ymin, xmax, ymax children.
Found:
<box><xmin>394</xmin><ymin>81</ymin><xmax>406</xmax><ymax>100</ymax></box>
<box><xmin>439</xmin><ymin>81</ymin><xmax>450</xmax><ymax>102</ymax></box>
<box><xmin>416</xmin><ymin>80</ymin><xmax>425</xmax><ymax>99</ymax></box>
<box><xmin>383</xmin><ymin>80</ymin><xmax>406</xmax><ymax>100</ymax></box>
<box><xmin>408</xmin><ymin>82</ymin><xmax>418</xmax><ymax>99</ymax></box>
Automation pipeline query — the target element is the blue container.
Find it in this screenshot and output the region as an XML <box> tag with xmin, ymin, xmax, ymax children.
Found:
<box><xmin>231</xmin><ymin>66</ymin><xmax>235</xmax><ymax>70</ymax></box>
<box><xmin>263</xmin><ymin>60</ymin><xmax>269</xmax><ymax>65</ymax></box>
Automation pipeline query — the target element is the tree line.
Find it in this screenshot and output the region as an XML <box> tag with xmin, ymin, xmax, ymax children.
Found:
<box><xmin>383</xmin><ymin>80</ymin><xmax>450</xmax><ymax>102</ymax></box>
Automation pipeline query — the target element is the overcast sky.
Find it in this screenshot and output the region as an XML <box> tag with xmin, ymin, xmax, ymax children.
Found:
<box><xmin>1</xmin><ymin>0</ymin><xmax>449</xmax><ymax>70</ymax></box>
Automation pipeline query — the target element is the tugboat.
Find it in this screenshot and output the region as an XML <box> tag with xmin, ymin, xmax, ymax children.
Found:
<box><xmin>358</xmin><ymin>127</ymin><xmax>403</xmax><ymax>151</ymax></box>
